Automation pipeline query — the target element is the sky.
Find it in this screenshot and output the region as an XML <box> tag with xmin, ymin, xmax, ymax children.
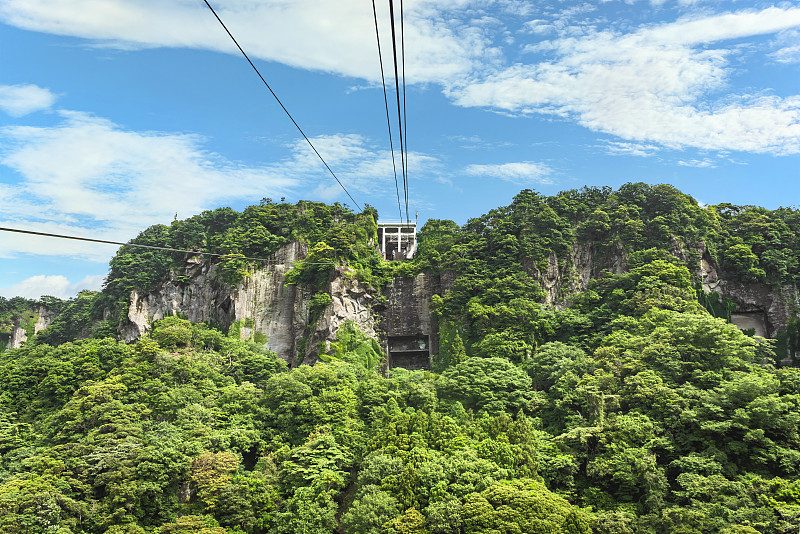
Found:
<box><xmin>1</xmin><ymin>0</ymin><xmax>800</xmax><ymax>300</ymax></box>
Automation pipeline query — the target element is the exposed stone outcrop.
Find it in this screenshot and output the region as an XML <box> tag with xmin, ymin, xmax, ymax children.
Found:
<box><xmin>112</xmin><ymin>234</ymin><xmax>798</xmax><ymax>368</ymax></box>
<box><xmin>520</xmin><ymin>236</ymin><xmax>799</xmax><ymax>341</ymax></box>
<box><xmin>121</xmin><ymin>242</ymin><xmax>308</xmax><ymax>354</ymax></box>
<box><xmin>699</xmin><ymin>254</ymin><xmax>720</xmax><ymax>292</ymax></box>
<box><xmin>691</xmin><ymin>241</ymin><xmax>798</xmax><ymax>339</ymax></box>
<box><xmin>713</xmin><ymin>280</ymin><xmax>799</xmax><ymax>339</ymax></box>
<box><xmin>8</xmin><ymin>324</ymin><xmax>27</xmax><ymax>349</ymax></box>
<box><xmin>383</xmin><ymin>271</ymin><xmax>455</xmax><ymax>369</ymax></box>
<box><xmin>7</xmin><ymin>305</ymin><xmax>56</xmax><ymax>349</ymax></box>
<box><xmin>526</xmin><ymin>241</ymin><xmax>625</xmax><ymax>307</ymax></box>
<box><xmin>302</xmin><ymin>266</ymin><xmax>380</xmax><ymax>365</ymax></box>
<box><xmin>120</xmin><ymin>241</ymin><xmax>380</xmax><ymax>366</ymax></box>
<box><xmin>385</xmin><ymin>274</ymin><xmax>434</xmax><ymax>343</ymax></box>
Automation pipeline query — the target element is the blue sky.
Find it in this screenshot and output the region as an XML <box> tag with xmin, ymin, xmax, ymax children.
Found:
<box><xmin>1</xmin><ymin>0</ymin><xmax>800</xmax><ymax>299</ymax></box>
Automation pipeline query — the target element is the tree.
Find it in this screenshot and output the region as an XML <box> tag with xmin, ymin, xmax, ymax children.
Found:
<box><xmin>723</xmin><ymin>243</ymin><xmax>766</xmax><ymax>282</ymax></box>
<box><xmin>461</xmin><ymin>480</ymin><xmax>590</xmax><ymax>534</ymax></box>
<box><xmin>438</xmin><ymin>358</ymin><xmax>534</xmax><ymax>414</ymax></box>
<box><xmin>383</xmin><ymin>508</ymin><xmax>429</xmax><ymax>534</ymax></box>
<box><xmin>191</xmin><ymin>451</ymin><xmax>240</xmax><ymax>511</ymax></box>
<box><xmin>340</xmin><ymin>486</ymin><xmax>400</xmax><ymax>534</ymax></box>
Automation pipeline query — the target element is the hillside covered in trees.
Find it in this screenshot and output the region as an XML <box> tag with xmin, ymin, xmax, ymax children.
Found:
<box><xmin>3</xmin><ymin>183</ymin><xmax>800</xmax><ymax>533</ymax></box>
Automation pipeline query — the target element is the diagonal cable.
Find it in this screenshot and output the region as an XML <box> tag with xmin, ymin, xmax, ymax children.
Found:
<box><xmin>201</xmin><ymin>0</ymin><xmax>361</xmax><ymax>210</ymax></box>
<box><xmin>0</xmin><ymin>226</ymin><xmax>346</xmax><ymax>265</ymax></box>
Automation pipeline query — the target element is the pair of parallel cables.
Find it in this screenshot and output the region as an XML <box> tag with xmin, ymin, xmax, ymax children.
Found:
<box><xmin>372</xmin><ymin>0</ymin><xmax>411</xmax><ymax>224</ymax></box>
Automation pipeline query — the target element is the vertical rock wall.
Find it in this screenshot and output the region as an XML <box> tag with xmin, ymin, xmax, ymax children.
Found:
<box><xmin>712</xmin><ymin>280</ymin><xmax>799</xmax><ymax>339</ymax></box>
<box><xmin>383</xmin><ymin>271</ymin><xmax>455</xmax><ymax>366</ymax></box>
<box><xmin>121</xmin><ymin>241</ymin><xmax>380</xmax><ymax>366</ymax></box>
<box><xmin>6</xmin><ymin>305</ymin><xmax>56</xmax><ymax>349</ymax></box>
<box><xmin>121</xmin><ymin>241</ymin><xmax>310</xmax><ymax>361</ymax></box>
<box><xmin>20</xmin><ymin>234</ymin><xmax>798</xmax><ymax>366</ymax></box>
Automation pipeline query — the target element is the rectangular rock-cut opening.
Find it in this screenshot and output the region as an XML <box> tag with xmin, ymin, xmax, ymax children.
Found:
<box><xmin>388</xmin><ymin>335</ymin><xmax>430</xmax><ymax>370</ymax></box>
<box><xmin>731</xmin><ymin>311</ymin><xmax>768</xmax><ymax>337</ymax></box>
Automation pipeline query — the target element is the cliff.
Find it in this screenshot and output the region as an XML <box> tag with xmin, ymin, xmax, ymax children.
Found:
<box><xmin>120</xmin><ymin>241</ymin><xmax>380</xmax><ymax>366</ymax></box>
<box><xmin>6</xmin><ymin>305</ymin><xmax>56</xmax><ymax>350</ymax></box>
<box><xmin>116</xmin><ymin>235</ymin><xmax>799</xmax><ymax>367</ymax></box>
<box><xmin>524</xmin><ymin>237</ymin><xmax>799</xmax><ymax>347</ymax></box>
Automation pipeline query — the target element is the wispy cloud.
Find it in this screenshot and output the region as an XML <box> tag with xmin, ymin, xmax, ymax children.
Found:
<box><xmin>0</xmin><ymin>111</ymin><xmax>295</xmax><ymax>258</ymax></box>
<box><xmin>0</xmin><ymin>111</ymin><xmax>441</xmax><ymax>258</ymax></box>
<box><xmin>449</xmin><ymin>6</ymin><xmax>800</xmax><ymax>155</ymax></box>
<box><xmin>602</xmin><ymin>141</ymin><xmax>662</xmax><ymax>157</ymax></box>
<box><xmin>279</xmin><ymin>133</ymin><xmax>441</xmax><ymax>202</ymax></box>
<box><xmin>0</xmin><ymin>84</ymin><xmax>56</xmax><ymax>116</ymax></box>
<box><xmin>445</xmin><ymin>134</ymin><xmax>514</xmax><ymax>150</ymax></box>
<box><xmin>770</xmin><ymin>29</ymin><xmax>800</xmax><ymax>64</ymax></box>
<box><xmin>0</xmin><ymin>0</ymin><xmax>493</xmax><ymax>85</ymax></box>
<box><xmin>464</xmin><ymin>161</ymin><xmax>553</xmax><ymax>185</ymax></box>
<box><xmin>677</xmin><ymin>158</ymin><xmax>716</xmax><ymax>168</ymax></box>
<box><xmin>1</xmin><ymin>111</ymin><xmax>296</xmax><ymax>227</ymax></box>
<box><xmin>0</xmin><ymin>274</ymin><xmax>105</xmax><ymax>299</ymax></box>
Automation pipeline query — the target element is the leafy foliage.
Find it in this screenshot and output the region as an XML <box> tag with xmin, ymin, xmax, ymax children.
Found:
<box><xmin>4</xmin><ymin>184</ymin><xmax>800</xmax><ymax>533</ymax></box>
<box><xmin>103</xmin><ymin>200</ymin><xmax>381</xmax><ymax>306</ymax></box>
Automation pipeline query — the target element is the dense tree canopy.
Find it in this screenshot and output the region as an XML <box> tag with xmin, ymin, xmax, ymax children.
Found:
<box><xmin>3</xmin><ymin>185</ymin><xmax>800</xmax><ymax>532</ymax></box>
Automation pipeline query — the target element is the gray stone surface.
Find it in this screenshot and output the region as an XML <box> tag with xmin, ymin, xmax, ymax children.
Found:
<box><xmin>121</xmin><ymin>241</ymin><xmax>380</xmax><ymax>366</ymax></box>
<box><xmin>7</xmin><ymin>305</ymin><xmax>56</xmax><ymax>349</ymax></box>
<box><xmin>713</xmin><ymin>280</ymin><xmax>799</xmax><ymax>338</ymax></box>
<box><xmin>19</xmin><ymin>233</ymin><xmax>798</xmax><ymax>369</ymax></box>
<box><xmin>730</xmin><ymin>312</ymin><xmax>768</xmax><ymax>337</ymax></box>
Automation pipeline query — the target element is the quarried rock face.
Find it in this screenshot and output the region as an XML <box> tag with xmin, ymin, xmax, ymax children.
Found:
<box><xmin>730</xmin><ymin>312</ymin><xmax>769</xmax><ymax>337</ymax></box>
<box><xmin>115</xmin><ymin>234</ymin><xmax>799</xmax><ymax>368</ymax></box>
<box><xmin>7</xmin><ymin>305</ymin><xmax>56</xmax><ymax>349</ymax></box>
<box><xmin>525</xmin><ymin>241</ymin><xmax>624</xmax><ymax>307</ymax></box>
<box><xmin>383</xmin><ymin>272</ymin><xmax>455</xmax><ymax>369</ymax></box>
<box><xmin>121</xmin><ymin>241</ymin><xmax>380</xmax><ymax>366</ymax></box>
<box><xmin>8</xmin><ymin>323</ymin><xmax>27</xmax><ymax>349</ymax></box>
<box><xmin>713</xmin><ymin>280</ymin><xmax>799</xmax><ymax>339</ymax></box>
<box><xmin>122</xmin><ymin>241</ymin><xmax>309</xmax><ymax>362</ymax></box>
<box><xmin>301</xmin><ymin>266</ymin><xmax>380</xmax><ymax>366</ymax></box>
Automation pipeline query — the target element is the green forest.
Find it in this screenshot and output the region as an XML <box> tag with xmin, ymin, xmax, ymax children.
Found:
<box><xmin>3</xmin><ymin>183</ymin><xmax>800</xmax><ymax>533</ymax></box>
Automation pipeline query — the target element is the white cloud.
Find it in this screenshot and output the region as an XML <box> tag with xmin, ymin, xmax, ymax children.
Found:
<box><xmin>464</xmin><ymin>161</ymin><xmax>553</xmax><ymax>184</ymax></box>
<box><xmin>0</xmin><ymin>0</ymin><xmax>494</xmax><ymax>85</ymax></box>
<box><xmin>770</xmin><ymin>29</ymin><xmax>800</xmax><ymax>64</ymax></box>
<box><xmin>446</xmin><ymin>134</ymin><xmax>514</xmax><ymax>150</ymax></box>
<box><xmin>0</xmin><ymin>111</ymin><xmax>442</xmax><ymax>258</ymax></box>
<box><xmin>522</xmin><ymin>19</ymin><xmax>555</xmax><ymax>35</ymax></box>
<box><xmin>644</xmin><ymin>7</ymin><xmax>800</xmax><ymax>46</ymax></box>
<box><xmin>677</xmin><ymin>158</ymin><xmax>716</xmax><ymax>168</ymax></box>
<box><xmin>4</xmin><ymin>1</ymin><xmax>799</xmax><ymax>159</ymax></box>
<box><xmin>449</xmin><ymin>6</ymin><xmax>800</xmax><ymax>154</ymax></box>
<box><xmin>281</xmin><ymin>133</ymin><xmax>441</xmax><ymax>204</ymax></box>
<box><xmin>772</xmin><ymin>45</ymin><xmax>800</xmax><ymax>63</ymax></box>
<box><xmin>0</xmin><ymin>84</ymin><xmax>56</xmax><ymax>116</ymax></box>
<box><xmin>2</xmin><ymin>111</ymin><xmax>297</xmax><ymax>224</ymax></box>
<box><xmin>0</xmin><ymin>274</ymin><xmax>105</xmax><ymax>300</ymax></box>
<box><xmin>602</xmin><ymin>141</ymin><xmax>661</xmax><ymax>157</ymax></box>
<box><xmin>0</xmin><ymin>111</ymin><xmax>297</xmax><ymax>257</ymax></box>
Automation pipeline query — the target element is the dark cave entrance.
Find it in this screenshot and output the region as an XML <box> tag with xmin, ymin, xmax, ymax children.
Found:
<box><xmin>387</xmin><ymin>335</ymin><xmax>430</xmax><ymax>370</ymax></box>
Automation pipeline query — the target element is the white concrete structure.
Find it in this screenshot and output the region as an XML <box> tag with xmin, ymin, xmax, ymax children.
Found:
<box><xmin>377</xmin><ymin>221</ymin><xmax>417</xmax><ymax>260</ymax></box>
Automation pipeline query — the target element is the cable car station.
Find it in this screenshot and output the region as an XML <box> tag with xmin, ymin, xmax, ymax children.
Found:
<box><xmin>377</xmin><ymin>221</ymin><xmax>417</xmax><ymax>261</ymax></box>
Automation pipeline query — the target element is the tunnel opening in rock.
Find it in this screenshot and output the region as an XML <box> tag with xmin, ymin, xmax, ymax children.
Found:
<box><xmin>388</xmin><ymin>335</ymin><xmax>430</xmax><ymax>370</ymax></box>
<box><xmin>730</xmin><ymin>311</ymin><xmax>768</xmax><ymax>338</ymax></box>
